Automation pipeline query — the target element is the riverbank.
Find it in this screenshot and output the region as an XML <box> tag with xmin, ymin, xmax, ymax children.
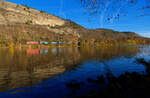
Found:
<box><xmin>0</xmin><ymin>39</ymin><xmax>150</xmax><ymax>49</ymax></box>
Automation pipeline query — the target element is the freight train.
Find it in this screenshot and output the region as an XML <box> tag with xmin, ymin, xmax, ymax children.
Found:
<box><xmin>26</xmin><ymin>41</ymin><xmax>72</xmax><ymax>45</ymax></box>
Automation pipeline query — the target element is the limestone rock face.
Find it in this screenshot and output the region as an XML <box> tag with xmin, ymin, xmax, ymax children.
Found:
<box><xmin>0</xmin><ymin>1</ymin><xmax>83</xmax><ymax>43</ymax></box>
<box><xmin>0</xmin><ymin>1</ymin><xmax>65</xmax><ymax>26</ymax></box>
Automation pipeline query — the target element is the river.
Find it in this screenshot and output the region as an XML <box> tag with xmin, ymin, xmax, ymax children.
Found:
<box><xmin>0</xmin><ymin>46</ymin><xmax>149</xmax><ymax>98</ymax></box>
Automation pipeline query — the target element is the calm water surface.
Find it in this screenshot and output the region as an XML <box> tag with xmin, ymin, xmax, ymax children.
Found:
<box><xmin>0</xmin><ymin>46</ymin><xmax>149</xmax><ymax>98</ymax></box>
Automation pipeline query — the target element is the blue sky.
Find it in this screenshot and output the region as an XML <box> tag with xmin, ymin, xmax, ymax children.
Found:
<box><xmin>4</xmin><ymin>0</ymin><xmax>150</xmax><ymax>37</ymax></box>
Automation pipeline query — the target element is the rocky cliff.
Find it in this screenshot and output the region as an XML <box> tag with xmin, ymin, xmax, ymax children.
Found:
<box><xmin>0</xmin><ymin>0</ymin><xmax>81</xmax><ymax>45</ymax></box>
<box><xmin>0</xmin><ymin>0</ymin><xmax>65</xmax><ymax>26</ymax></box>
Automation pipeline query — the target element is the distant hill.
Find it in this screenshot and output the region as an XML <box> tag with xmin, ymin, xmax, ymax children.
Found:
<box><xmin>0</xmin><ymin>0</ymin><xmax>149</xmax><ymax>46</ymax></box>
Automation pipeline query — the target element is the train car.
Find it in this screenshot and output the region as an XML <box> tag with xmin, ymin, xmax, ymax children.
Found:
<box><xmin>40</xmin><ymin>41</ymin><xmax>48</xmax><ymax>45</ymax></box>
<box><xmin>26</xmin><ymin>41</ymin><xmax>39</xmax><ymax>44</ymax></box>
<box><xmin>58</xmin><ymin>42</ymin><xmax>65</xmax><ymax>44</ymax></box>
<box><xmin>65</xmin><ymin>42</ymin><xmax>72</xmax><ymax>44</ymax></box>
<box><xmin>51</xmin><ymin>41</ymin><xmax>59</xmax><ymax>44</ymax></box>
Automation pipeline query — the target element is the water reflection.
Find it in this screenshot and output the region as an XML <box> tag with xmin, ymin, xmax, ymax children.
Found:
<box><xmin>0</xmin><ymin>46</ymin><xmax>147</xmax><ymax>97</ymax></box>
<box><xmin>40</xmin><ymin>48</ymin><xmax>48</xmax><ymax>55</ymax></box>
<box><xmin>27</xmin><ymin>49</ymin><xmax>39</xmax><ymax>55</ymax></box>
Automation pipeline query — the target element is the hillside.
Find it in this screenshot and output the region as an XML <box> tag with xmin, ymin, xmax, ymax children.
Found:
<box><xmin>0</xmin><ymin>0</ymin><xmax>149</xmax><ymax>46</ymax></box>
<box><xmin>0</xmin><ymin>1</ymin><xmax>65</xmax><ymax>26</ymax></box>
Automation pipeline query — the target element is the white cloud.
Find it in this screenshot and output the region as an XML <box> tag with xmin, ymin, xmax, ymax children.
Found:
<box><xmin>138</xmin><ymin>32</ymin><xmax>150</xmax><ymax>38</ymax></box>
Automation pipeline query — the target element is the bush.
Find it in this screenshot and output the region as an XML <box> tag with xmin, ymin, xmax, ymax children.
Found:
<box><xmin>16</xmin><ymin>5</ymin><xmax>19</xmax><ymax>8</ymax></box>
<box><xmin>25</xmin><ymin>20</ymin><xmax>32</xmax><ymax>25</ymax></box>
<box><xmin>9</xmin><ymin>42</ymin><xmax>15</xmax><ymax>47</ymax></box>
<box><xmin>40</xmin><ymin>11</ymin><xmax>46</xmax><ymax>13</ymax></box>
<box><xmin>22</xmin><ymin>5</ymin><xmax>30</xmax><ymax>9</ymax></box>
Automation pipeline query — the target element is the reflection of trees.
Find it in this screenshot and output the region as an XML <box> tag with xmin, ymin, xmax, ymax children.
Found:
<box><xmin>79</xmin><ymin>46</ymin><xmax>139</xmax><ymax>62</ymax></box>
<box><xmin>0</xmin><ymin>46</ymin><xmax>139</xmax><ymax>92</ymax></box>
<box><xmin>0</xmin><ymin>47</ymin><xmax>81</xmax><ymax>92</ymax></box>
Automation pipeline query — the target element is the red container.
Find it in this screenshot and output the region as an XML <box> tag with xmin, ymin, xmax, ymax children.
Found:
<box><xmin>26</xmin><ymin>41</ymin><xmax>39</xmax><ymax>44</ymax></box>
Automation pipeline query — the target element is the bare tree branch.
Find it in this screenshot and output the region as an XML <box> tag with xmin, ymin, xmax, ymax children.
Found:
<box><xmin>80</xmin><ymin>0</ymin><xmax>150</xmax><ymax>27</ymax></box>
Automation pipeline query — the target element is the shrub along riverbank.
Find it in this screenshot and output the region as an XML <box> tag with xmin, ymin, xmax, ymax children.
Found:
<box><xmin>0</xmin><ymin>41</ymin><xmax>149</xmax><ymax>48</ymax></box>
<box><xmin>0</xmin><ymin>38</ymin><xmax>149</xmax><ymax>48</ymax></box>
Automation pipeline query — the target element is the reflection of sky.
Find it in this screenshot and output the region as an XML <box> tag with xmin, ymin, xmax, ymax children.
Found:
<box><xmin>136</xmin><ymin>47</ymin><xmax>150</xmax><ymax>61</ymax></box>
<box><xmin>4</xmin><ymin>0</ymin><xmax>150</xmax><ymax>37</ymax></box>
<box><xmin>50</xmin><ymin>48</ymin><xmax>63</xmax><ymax>55</ymax></box>
<box><xmin>40</xmin><ymin>49</ymin><xmax>48</xmax><ymax>55</ymax></box>
<box><xmin>41</xmin><ymin>47</ymin><xmax>150</xmax><ymax>80</ymax></box>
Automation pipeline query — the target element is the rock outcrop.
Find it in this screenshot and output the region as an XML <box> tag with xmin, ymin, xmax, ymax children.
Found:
<box><xmin>0</xmin><ymin>0</ymin><xmax>65</xmax><ymax>26</ymax></box>
<box><xmin>0</xmin><ymin>0</ymin><xmax>81</xmax><ymax>44</ymax></box>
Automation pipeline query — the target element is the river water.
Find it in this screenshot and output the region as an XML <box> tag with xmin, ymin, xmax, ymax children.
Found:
<box><xmin>0</xmin><ymin>46</ymin><xmax>149</xmax><ymax>98</ymax></box>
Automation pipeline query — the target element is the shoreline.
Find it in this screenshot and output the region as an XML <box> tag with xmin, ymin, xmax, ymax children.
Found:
<box><xmin>0</xmin><ymin>44</ymin><xmax>150</xmax><ymax>49</ymax></box>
